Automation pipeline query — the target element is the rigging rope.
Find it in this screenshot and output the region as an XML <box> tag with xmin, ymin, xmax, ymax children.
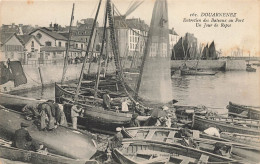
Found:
<box><xmin>107</xmin><ymin>0</ymin><xmax>146</xmax><ymax>108</ymax></box>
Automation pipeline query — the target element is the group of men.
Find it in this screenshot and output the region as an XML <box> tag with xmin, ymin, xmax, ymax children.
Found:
<box><xmin>12</xmin><ymin>100</ymin><xmax>84</xmax><ymax>152</ymax></box>
<box><xmin>22</xmin><ymin>100</ymin><xmax>68</xmax><ymax>131</ymax></box>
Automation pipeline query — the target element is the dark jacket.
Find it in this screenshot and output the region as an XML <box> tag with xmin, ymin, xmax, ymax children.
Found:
<box><xmin>103</xmin><ymin>94</ymin><xmax>111</xmax><ymax>109</ymax></box>
<box><xmin>13</xmin><ymin>128</ymin><xmax>32</xmax><ymax>150</ymax></box>
<box><xmin>129</xmin><ymin>118</ymin><xmax>140</xmax><ymax>127</ymax></box>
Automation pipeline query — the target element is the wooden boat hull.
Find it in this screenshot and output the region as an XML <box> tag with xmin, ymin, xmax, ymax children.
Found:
<box><xmin>0</xmin><ymin>107</ymin><xmax>97</xmax><ymax>160</ymax></box>
<box><xmin>122</xmin><ymin>126</ymin><xmax>260</xmax><ymax>163</ymax></box>
<box><xmin>220</xmin><ymin>132</ymin><xmax>260</xmax><ymax>147</ymax></box>
<box><xmin>180</xmin><ymin>70</ymin><xmax>217</xmax><ymax>76</ymax></box>
<box><xmin>0</xmin><ymin>145</ymin><xmax>98</xmax><ymax>164</ymax></box>
<box><xmin>227</xmin><ymin>101</ymin><xmax>260</xmax><ymax>120</ymax></box>
<box><xmin>114</xmin><ymin>139</ymin><xmax>234</xmax><ymax>164</ymax></box>
<box><xmin>0</xmin><ymin>92</ymin><xmax>45</xmax><ymax>109</ymax></box>
<box><xmin>246</xmin><ymin>67</ymin><xmax>256</xmax><ymax>72</ymax></box>
<box><xmin>55</xmin><ymin>83</ymin><xmax>149</xmax><ymax>132</ymax></box>
<box><xmin>192</xmin><ymin>115</ymin><xmax>260</xmax><ymax>135</ymax></box>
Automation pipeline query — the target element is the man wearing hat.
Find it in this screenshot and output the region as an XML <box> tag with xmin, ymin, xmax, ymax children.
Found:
<box><xmin>105</xmin><ymin>127</ymin><xmax>123</xmax><ymax>162</ymax></box>
<box><xmin>134</xmin><ymin>102</ymin><xmax>145</xmax><ymax>116</ymax></box>
<box><xmin>71</xmin><ymin>104</ymin><xmax>82</xmax><ymax>129</ymax></box>
<box><xmin>129</xmin><ymin>113</ymin><xmax>140</xmax><ymax>127</ymax></box>
<box><xmin>13</xmin><ymin>123</ymin><xmax>33</xmax><ymax>150</ymax></box>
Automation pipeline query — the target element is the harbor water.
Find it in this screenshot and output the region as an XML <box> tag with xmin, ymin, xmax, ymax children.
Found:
<box><xmin>12</xmin><ymin>67</ymin><xmax>260</xmax><ymax>110</ymax></box>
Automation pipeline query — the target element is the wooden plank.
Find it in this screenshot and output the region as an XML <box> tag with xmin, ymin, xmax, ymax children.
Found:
<box><xmin>199</xmin><ymin>154</ymin><xmax>209</xmax><ymax>163</ymax></box>
<box><xmin>145</xmin><ymin>130</ymin><xmax>156</xmax><ymax>140</ymax></box>
<box><xmin>166</xmin><ymin>131</ymin><xmax>176</xmax><ymax>143</ymax></box>
<box><xmin>129</xmin><ymin>130</ymin><xmax>138</xmax><ymax>137</ymax></box>
<box><xmin>180</xmin><ymin>157</ymin><xmax>190</xmax><ymax>164</ymax></box>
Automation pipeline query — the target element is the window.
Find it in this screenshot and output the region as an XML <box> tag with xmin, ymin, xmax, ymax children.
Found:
<box><xmin>36</xmin><ymin>33</ymin><xmax>42</xmax><ymax>39</ymax></box>
<box><xmin>96</xmin><ymin>44</ymin><xmax>100</xmax><ymax>51</ymax></box>
<box><xmin>76</xmin><ymin>44</ymin><xmax>78</xmax><ymax>48</ymax></box>
<box><xmin>31</xmin><ymin>41</ymin><xmax>35</xmax><ymax>52</ymax></box>
<box><xmin>86</xmin><ymin>38</ymin><xmax>88</xmax><ymax>42</ymax></box>
<box><xmin>81</xmin><ymin>44</ymin><xmax>83</xmax><ymax>49</ymax></box>
<box><xmin>45</xmin><ymin>41</ymin><xmax>52</xmax><ymax>46</ymax></box>
<box><xmin>58</xmin><ymin>42</ymin><xmax>61</xmax><ymax>47</ymax></box>
<box><xmin>65</xmin><ymin>43</ymin><xmax>68</xmax><ymax>48</ymax></box>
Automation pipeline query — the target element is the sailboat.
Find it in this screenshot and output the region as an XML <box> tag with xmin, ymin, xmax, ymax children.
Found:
<box><xmin>55</xmin><ymin>0</ymin><xmax>150</xmax><ymax>133</ymax></box>
<box><xmin>180</xmin><ymin>42</ymin><xmax>217</xmax><ymax>76</ymax></box>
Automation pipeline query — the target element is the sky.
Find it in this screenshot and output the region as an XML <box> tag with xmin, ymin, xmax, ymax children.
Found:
<box><xmin>0</xmin><ymin>0</ymin><xmax>259</xmax><ymax>56</ymax></box>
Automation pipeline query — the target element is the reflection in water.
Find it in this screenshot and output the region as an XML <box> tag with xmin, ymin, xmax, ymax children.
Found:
<box><xmin>15</xmin><ymin>68</ymin><xmax>260</xmax><ymax>110</ymax></box>
<box><xmin>172</xmin><ymin>68</ymin><xmax>260</xmax><ymax>108</ymax></box>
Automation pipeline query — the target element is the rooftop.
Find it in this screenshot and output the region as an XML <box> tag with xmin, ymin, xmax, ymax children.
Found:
<box><xmin>30</xmin><ymin>28</ymin><xmax>67</xmax><ymax>41</ymax></box>
<box><xmin>17</xmin><ymin>34</ymin><xmax>42</xmax><ymax>46</ymax></box>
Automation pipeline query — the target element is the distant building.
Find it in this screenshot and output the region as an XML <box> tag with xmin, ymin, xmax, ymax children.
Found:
<box><xmin>169</xmin><ymin>28</ymin><xmax>179</xmax><ymax>56</ymax></box>
<box><xmin>0</xmin><ymin>32</ymin><xmax>42</xmax><ymax>63</ymax></box>
<box><xmin>0</xmin><ymin>33</ymin><xmax>24</xmax><ymax>62</ymax></box>
<box><xmin>0</xmin><ymin>23</ymin><xmax>35</xmax><ymax>35</ymax></box>
<box><xmin>114</xmin><ymin>16</ymin><xmax>149</xmax><ymax>59</ymax></box>
<box><xmin>17</xmin><ymin>34</ymin><xmax>42</xmax><ymax>64</ymax></box>
<box><xmin>30</xmin><ymin>27</ymin><xmax>85</xmax><ymax>63</ymax></box>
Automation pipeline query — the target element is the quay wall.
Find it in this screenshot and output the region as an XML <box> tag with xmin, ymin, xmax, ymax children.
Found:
<box><xmin>171</xmin><ymin>60</ymin><xmax>226</xmax><ymax>70</ymax></box>
<box><xmin>225</xmin><ymin>60</ymin><xmax>246</xmax><ymax>71</ymax></box>
<box><xmin>171</xmin><ymin>60</ymin><xmax>246</xmax><ymax>71</ymax></box>
<box><xmin>0</xmin><ymin>62</ymin><xmax>116</xmax><ymax>93</ymax></box>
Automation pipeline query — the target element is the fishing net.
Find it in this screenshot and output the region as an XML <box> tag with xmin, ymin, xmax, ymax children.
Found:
<box><xmin>137</xmin><ymin>0</ymin><xmax>173</xmax><ymax>103</ymax></box>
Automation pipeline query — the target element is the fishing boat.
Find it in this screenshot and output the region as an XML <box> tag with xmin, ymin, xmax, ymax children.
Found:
<box><xmin>113</xmin><ymin>138</ymin><xmax>235</xmax><ymax>164</ymax></box>
<box><xmin>0</xmin><ymin>139</ymin><xmax>98</xmax><ymax>164</ymax></box>
<box><xmin>122</xmin><ymin>126</ymin><xmax>260</xmax><ymax>163</ymax></box>
<box><xmin>252</xmin><ymin>62</ymin><xmax>260</xmax><ymax>66</ymax></box>
<box><xmin>227</xmin><ymin>101</ymin><xmax>260</xmax><ymax>120</ymax></box>
<box><xmin>0</xmin><ymin>92</ymin><xmax>45</xmax><ymax>109</ymax></box>
<box><xmin>180</xmin><ymin>69</ymin><xmax>217</xmax><ymax>76</ymax></box>
<box><xmin>220</xmin><ymin>132</ymin><xmax>260</xmax><ymax>147</ymax></box>
<box><xmin>246</xmin><ymin>64</ymin><xmax>256</xmax><ymax>72</ymax></box>
<box><xmin>192</xmin><ymin>115</ymin><xmax>260</xmax><ymax>135</ymax></box>
<box><xmin>55</xmin><ymin>83</ymin><xmax>149</xmax><ymax>132</ymax></box>
<box><xmin>0</xmin><ymin>107</ymin><xmax>97</xmax><ymax>160</ymax></box>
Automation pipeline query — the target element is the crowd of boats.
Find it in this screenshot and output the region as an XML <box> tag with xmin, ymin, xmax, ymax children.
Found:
<box><xmin>0</xmin><ymin>0</ymin><xmax>259</xmax><ymax>163</ymax></box>
<box><xmin>0</xmin><ymin>91</ymin><xmax>260</xmax><ymax>163</ymax></box>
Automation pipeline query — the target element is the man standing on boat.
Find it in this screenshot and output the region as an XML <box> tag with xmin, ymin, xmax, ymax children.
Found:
<box><xmin>57</xmin><ymin>101</ymin><xmax>68</xmax><ymax>126</ymax></box>
<box><xmin>129</xmin><ymin>113</ymin><xmax>140</xmax><ymax>127</ymax></box>
<box><xmin>38</xmin><ymin>102</ymin><xmax>56</xmax><ymax>131</ymax></box>
<box><xmin>103</xmin><ymin>93</ymin><xmax>111</xmax><ymax>110</ymax></box>
<box><xmin>71</xmin><ymin>104</ymin><xmax>82</xmax><ymax>129</ymax></box>
<box><xmin>105</xmin><ymin>127</ymin><xmax>123</xmax><ymax>162</ymax></box>
<box><xmin>46</xmin><ymin>100</ymin><xmax>62</xmax><ymax>126</ymax></box>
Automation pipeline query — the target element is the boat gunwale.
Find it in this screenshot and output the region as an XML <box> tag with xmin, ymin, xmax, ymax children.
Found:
<box><xmin>193</xmin><ymin>115</ymin><xmax>260</xmax><ymax>133</ymax></box>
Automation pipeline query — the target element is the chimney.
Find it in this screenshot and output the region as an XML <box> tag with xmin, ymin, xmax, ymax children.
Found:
<box><xmin>54</xmin><ymin>23</ymin><xmax>58</xmax><ymax>31</ymax></box>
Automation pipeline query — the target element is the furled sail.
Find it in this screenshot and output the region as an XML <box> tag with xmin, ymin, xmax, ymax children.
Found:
<box><xmin>201</xmin><ymin>44</ymin><xmax>209</xmax><ymax>60</ymax></box>
<box><xmin>138</xmin><ymin>0</ymin><xmax>172</xmax><ymax>103</ymax></box>
<box><xmin>208</xmin><ymin>41</ymin><xmax>217</xmax><ymax>59</ymax></box>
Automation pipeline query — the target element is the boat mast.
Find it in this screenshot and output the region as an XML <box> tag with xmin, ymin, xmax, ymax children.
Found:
<box><xmin>87</xmin><ymin>31</ymin><xmax>99</xmax><ymax>75</ymax></box>
<box><xmin>74</xmin><ymin>0</ymin><xmax>102</xmax><ymax>101</ymax></box>
<box><xmin>94</xmin><ymin>1</ymin><xmax>108</xmax><ymax>100</ymax></box>
<box><xmin>61</xmin><ymin>3</ymin><xmax>75</xmax><ymax>84</ymax></box>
